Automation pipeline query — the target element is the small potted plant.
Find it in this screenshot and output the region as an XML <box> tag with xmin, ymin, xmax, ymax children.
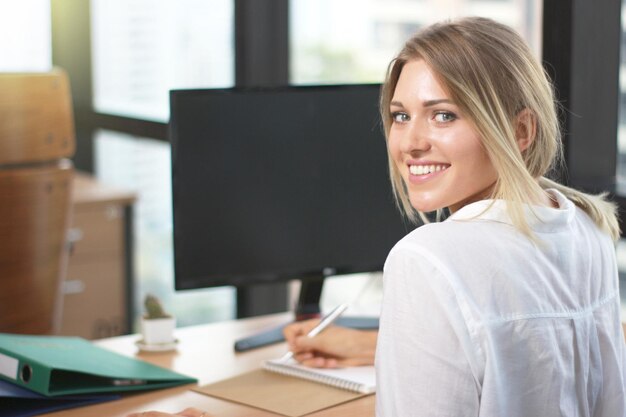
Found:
<box><xmin>140</xmin><ymin>294</ymin><xmax>176</xmax><ymax>347</ymax></box>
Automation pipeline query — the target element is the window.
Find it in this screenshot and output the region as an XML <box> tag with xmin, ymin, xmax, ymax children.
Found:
<box><xmin>94</xmin><ymin>130</ymin><xmax>236</xmax><ymax>326</ymax></box>
<box><xmin>618</xmin><ymin>4</ymin><xmax>626</xmax><ymax>181</ymax></box>
<box><xmin>0</xmin><ymin>0</ymin><xmax>51</xmax><ymax>72</ymax></box>
<box><xmin>289</xmin><ymin>0</ymin><xmax>542</xmax><ymax>85</ymax></box>
<box><xmin>616</xmin><ymin>0</ymin><xmax>626</xmax><ymax>318</ymax></box>
<box><xmin>91</xmin><ymin>0</ymin><xmax>234</xmax><ymax>122</ymax></box>
<box><xmin>89</xmin><ymin>0</ymin><xmax>236</xmax><ymax>327</ymax></box>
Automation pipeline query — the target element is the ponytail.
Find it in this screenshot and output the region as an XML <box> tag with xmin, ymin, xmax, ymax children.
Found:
<box><xmin>539</xmin><ymin>177</ymin><xmax>620</xmax><ymax>241</ymax></box>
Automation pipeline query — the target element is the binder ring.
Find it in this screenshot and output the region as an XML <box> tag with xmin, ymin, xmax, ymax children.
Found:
<box><xmin>20</xmin><ymin>364</ymin><xmax>32</xmax><ymax>383</ymax></box>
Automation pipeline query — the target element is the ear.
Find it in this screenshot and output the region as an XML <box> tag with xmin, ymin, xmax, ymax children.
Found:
<box><xmin>515</xmin><ymin>108</ymin><xmax>536</xmax><ymax>152</ymax></box>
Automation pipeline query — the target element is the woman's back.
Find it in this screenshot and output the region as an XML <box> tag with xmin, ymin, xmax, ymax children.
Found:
<box><xmin>376</xmin><ymin>190</ymin><xmax>626</xmax><ymax>416</ymax></box>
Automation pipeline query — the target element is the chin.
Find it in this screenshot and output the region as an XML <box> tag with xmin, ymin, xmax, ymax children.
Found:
<box><xmin>409</xmin><ymin>199</ymin><xmax>442</xmax><ymax>214</ymax></box>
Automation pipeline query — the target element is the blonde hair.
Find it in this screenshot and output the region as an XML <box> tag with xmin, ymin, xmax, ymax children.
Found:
<box><xmin>380</xmin><ymin>17</ymin><xmax>620</xmax><ymax>241</ymax></box>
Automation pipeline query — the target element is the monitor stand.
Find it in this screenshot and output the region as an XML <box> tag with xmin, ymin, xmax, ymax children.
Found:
<box><xmin>233</xmin><ymin>275</ymin><xmax>379</xmax><ymax>352</ymax></box>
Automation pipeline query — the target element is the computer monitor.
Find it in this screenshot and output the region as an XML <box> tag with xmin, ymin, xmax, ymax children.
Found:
<box><xmin>169</xmin><ymin>84</ymin><xmax>409</xmax><ymax>321</ymax></box>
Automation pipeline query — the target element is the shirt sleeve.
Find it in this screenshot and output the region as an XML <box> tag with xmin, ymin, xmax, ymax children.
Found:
<box><xmin>375</xmin><ymin>245</ymin><xmax>480</xmax><ymax>417</ymax></box>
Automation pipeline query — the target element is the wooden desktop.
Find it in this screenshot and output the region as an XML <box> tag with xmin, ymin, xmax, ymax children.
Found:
<box><xmin>37</xmin><ymin>314</ymin><xmax>626</xmax><ymax>417</ymax></box>
<box><xmin>41</xmin><ymin>312</ymin><xmax>375</xmax><ymax>417</ymax></box>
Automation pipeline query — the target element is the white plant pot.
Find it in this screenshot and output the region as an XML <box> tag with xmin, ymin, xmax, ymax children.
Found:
<box><xmin>141</xmin><ymin>316</ymin><xmax>176</xmax><ymax>345</ymax></box>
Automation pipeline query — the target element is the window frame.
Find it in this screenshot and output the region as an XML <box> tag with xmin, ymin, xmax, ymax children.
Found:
<box><xmin>542</xmin><ymin>0</ymin><xmax>623</xmax><ymax>226</ymax></box>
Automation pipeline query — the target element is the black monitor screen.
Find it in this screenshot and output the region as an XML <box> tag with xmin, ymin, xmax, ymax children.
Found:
<box><xmin>170</xmin><ymin>84</ymin><xmax>409</xmax><ymax>290</ymax></box>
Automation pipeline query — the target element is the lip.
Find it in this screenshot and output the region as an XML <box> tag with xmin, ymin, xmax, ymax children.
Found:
<box><xmin>406</xmin><ymin>161</ymin><xmax>450</xmax><ymax>184</ymax></box>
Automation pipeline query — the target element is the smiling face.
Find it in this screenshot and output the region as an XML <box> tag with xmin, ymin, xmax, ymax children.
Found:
<box><xmin>387</xmin><ymin>59</ymin><xmax>498</xmax><ymax>213</ymax></box>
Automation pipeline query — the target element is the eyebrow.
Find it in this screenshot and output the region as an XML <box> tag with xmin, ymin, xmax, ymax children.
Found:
<box><xmin>389</xmin><ymin>98</ymin><xmax>454</xmax><ymax>108</ymax></box>
<box><xmin>423</xmin><ymin>98</ymin><xmax>453</xmax><ymax>107</ymax></box>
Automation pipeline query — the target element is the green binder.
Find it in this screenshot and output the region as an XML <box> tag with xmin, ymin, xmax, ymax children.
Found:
<box><xmin>0</xmin><ymin>333</ymin><xmax>196</xmax><ymax>396</ymax></box>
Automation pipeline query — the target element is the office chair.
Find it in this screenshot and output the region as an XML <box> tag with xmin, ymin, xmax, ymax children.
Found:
<box><xmin>0</xmin><ymin>69</ymin><xmax>76</xmax><ymax>334</ymax></box>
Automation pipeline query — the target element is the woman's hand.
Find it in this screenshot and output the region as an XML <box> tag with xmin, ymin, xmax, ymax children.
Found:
<box><xmin>282</xmin><ymin>319</ymin><xmax>378</xmax><ymax>368</ymax></box>
<box><xmin>127</xmin><ymin>407</ymin><xmax>210</xmax><ymax>417</ymax></box>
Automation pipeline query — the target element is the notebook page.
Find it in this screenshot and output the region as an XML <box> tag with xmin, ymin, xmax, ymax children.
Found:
<box><xmin>262</xmin><ymin>358</ymin><xmax>376</xmax><ymax>394</ymax></box>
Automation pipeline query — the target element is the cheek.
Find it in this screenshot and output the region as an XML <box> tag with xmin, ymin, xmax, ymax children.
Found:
<box><xmin>387</xmin><ymin>130</ymin><xmax>398</xmax><ymax>150</ymax></box>
<box><xmin>450</xmin><ymin>134</ymin><xmax>491</xmax><ymax>166</ymax></box>
<box><xmin>387</xmin><ymin>136</ymin><xmax>403</xmax><ymax>163</ymax></box>
<box><xmin>472</xmin><ymin>143</ymin><xmax>496</xmax><ymax>173</ymax></box>
<box><xmin>444</xmin><ymin>134</ymin><xmax>497</xmax><ymax>185</ymax></box>
<box><xmin>463</xmin><ymin>144</ymin><xmax>498</xmax><ymax>186</ymax></box>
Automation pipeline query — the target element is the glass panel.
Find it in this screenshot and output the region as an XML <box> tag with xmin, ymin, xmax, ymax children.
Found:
<box><xmin>94</xmin><ymin>130</ymin><xmax>236</xmax><ymax>328</ymax></box>
<box><xmin>91</xmin><ymin>0</ymin><xmax>234</xmax><ymax>122</ymax></box>
<box><xmin>618</xmin><ymin>4</ymin><xmax>626</xmax><ymax>182</ymax></box>
<box><xmin>0</xmin><ymin>0</ymin><xmax>51</xmax><ymax>72</ymax></box>
<box><xmin>617</xmin><ymin>241</ymin><xmax>626</xmax><ymax>320</ymax></box>
<box><xmin>617</xmin><ymin>2</ymin><xmax>626</xmax><ymax>320</ymax></box>
<box><xmin>321</xmin><ymin>273</ymin><xmax>383</xmax><ymax>316</ymax></box>
<box><xmin>290</xmin><ymin>0</ymin><xmax>542</xmax><ymax>85</ymax></box>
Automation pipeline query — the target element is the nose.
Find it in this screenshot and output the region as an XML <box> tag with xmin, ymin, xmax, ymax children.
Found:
<box><xmin>398</xmin><ymin>121</ymin><xmax>431</xmax><ymax>155</ymax></box>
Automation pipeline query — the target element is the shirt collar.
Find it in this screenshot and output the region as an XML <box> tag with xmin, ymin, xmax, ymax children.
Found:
<box><xmin>446</xmin><ymin>189</ymin><xmax>576</xmax><ymax>232</ymax></box>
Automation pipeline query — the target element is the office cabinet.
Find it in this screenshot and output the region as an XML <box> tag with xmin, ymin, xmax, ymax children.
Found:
<box><xmin>59</xmin><ymin>173</ymin><xmax>136</xmax><ymax>339</ymax></box>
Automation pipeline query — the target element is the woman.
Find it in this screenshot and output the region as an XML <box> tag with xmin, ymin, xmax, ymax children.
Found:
<box><xmin>131</xmin><ymin>16</ymin><xmax>625</xmax><ymax>417</ymax></box>
<box><xmin>288</xmin><ymin>16</ymin><xmax>625</xmax><ymax>416</ymax></box>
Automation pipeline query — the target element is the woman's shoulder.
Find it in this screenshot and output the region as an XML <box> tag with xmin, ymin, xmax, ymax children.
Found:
<box><xmin>386</xmin><ymin>217</ymin><xmax>517</xmax><ymax>284</ymax></box>
<box><xmin>392</xmin><ymin>217</ymin><xmax>505</xmax><ymax>254</ymax></box>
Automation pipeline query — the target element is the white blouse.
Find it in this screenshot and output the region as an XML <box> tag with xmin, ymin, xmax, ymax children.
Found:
<box><xmin>376</xmin><ymin>190</ymin><xmax>626</xmax><ymax>417</ymax></box>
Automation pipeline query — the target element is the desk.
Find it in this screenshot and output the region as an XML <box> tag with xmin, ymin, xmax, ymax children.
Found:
<box><xmin>37</xmin><ymin>317</ymin><xmax>626</xmax><ymax>417</ymax></box>
<box><xmin>42</xmin><ymin>312</ymin><xmax>375</xmax><ymax>417</ymax></box>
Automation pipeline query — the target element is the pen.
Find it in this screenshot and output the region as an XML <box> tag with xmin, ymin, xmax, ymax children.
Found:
<box><xmin>280</xmin><ymin>303</ymin><xmax>349</xmax><ymax>362</ymax></box>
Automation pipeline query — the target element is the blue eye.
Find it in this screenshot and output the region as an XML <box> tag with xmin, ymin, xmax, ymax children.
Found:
<box><xmin>391</xmin><ymin>112</ymin><xmax>409</xmax><ymax>123</ymax></box>
<box><xmin>434</xmin><ymin>112</ymin><xmax>456</xmax><ymax>123</ymax></box>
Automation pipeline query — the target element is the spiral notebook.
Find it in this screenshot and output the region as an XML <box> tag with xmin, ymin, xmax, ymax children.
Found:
<box><xmin>194</xmin><ymin>368</ymin><xmax>372</xmax><ymax>417</ymax></box>
<box><xmin>262</xmin><ymin>358</ymin><xmax>376</xmax><ymax>394</ymax></box>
